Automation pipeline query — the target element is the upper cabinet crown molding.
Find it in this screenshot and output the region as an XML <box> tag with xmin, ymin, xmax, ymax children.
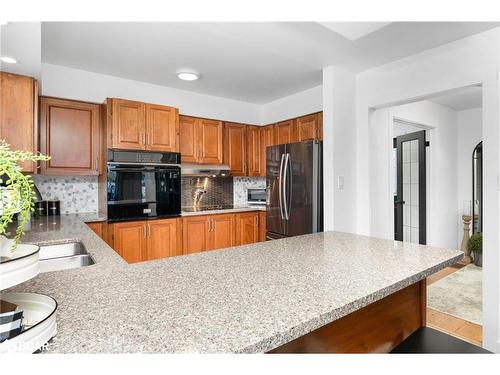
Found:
<box><xmin>0</xmin><ymin>71</ymin><xmax>38</xmax><ymax>173</ymax></box>
<box><xmin>106</xmin><ymin>98</ymin><xmax>179</xmax><ymax>152</ymax></box>
<box><xmin>40</xmin><ymin>96</ymin><xmax>101</xmax><ymax>175</ymax></box>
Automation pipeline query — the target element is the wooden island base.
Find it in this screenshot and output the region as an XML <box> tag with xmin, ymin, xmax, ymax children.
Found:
<box><xmin>270</xmin><ymin>280</ymin><xmax>426</xmax><ymax>353</ymax></box>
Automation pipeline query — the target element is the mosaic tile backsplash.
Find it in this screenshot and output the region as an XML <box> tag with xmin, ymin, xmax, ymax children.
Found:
<box><xmin>181</xmin><ymin>176</ymin><xmax>233</xmax><ymax>207</ymax></box>
<box><xmin>31</xmin><ymin>175</ymin><xmax>98</xmax><ymax>214</ymax></box>
<box><xmin>233</xmin><ymin>176</ymin><xmax>266</xmax><ymax>205</ymax></box>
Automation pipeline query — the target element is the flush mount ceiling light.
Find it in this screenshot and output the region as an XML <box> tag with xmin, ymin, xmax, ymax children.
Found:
<box><xmin>177</xmin><ymin>72</ymin><xmax>200</xmax><ymax>81</ymax></box>
<box><xmin>0</xmin><ymin>56</ymin><xmax>17</xmax><ymax>64</ymax></box>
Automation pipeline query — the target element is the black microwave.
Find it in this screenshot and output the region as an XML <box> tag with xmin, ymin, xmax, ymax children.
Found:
<box><xmin>107</xmin><ymin>150</ymin><xmax>181</xmax><ymax>221</ymax></box>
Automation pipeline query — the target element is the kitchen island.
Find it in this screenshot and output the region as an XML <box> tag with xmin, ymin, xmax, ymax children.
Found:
<box><xmin>6</xmin><ymin>214</ymin><xmax>462</xmax><ymax>353</ymax></box>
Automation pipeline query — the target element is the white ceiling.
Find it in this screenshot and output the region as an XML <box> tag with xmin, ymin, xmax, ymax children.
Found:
<box><xmin>318</xmin><ymin>22</ymin><xmax>392</xmax><ymax>40</ymax></box>
<box><xmin>429</xmin><ymin>86</ymin><xmax>482</xmax><ymax>111</ymax></box>
<box><xmin>41</xmin><ymin>22</ymin><xmax>499</xmax><ymax>104</ymax></box>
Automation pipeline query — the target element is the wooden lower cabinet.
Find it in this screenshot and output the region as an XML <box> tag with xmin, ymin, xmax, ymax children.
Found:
<box><xmin>236</xmin><ymin>211</ymin><xmax>260</xmax><ymax>245</ymax></box>
<box><xmin>182</xmin><ymin>213</ymin><xmax>237</xmax><ymax>254</ymax></box>
<box><xmin>110</xmin><ymin>218</ymin><xmax>181</xmax><ymax>263</ymax></box>
<box><xmin>259</xmin><ymin>211</ymin><xmax>266</xmax><ymax>242</ymax></box>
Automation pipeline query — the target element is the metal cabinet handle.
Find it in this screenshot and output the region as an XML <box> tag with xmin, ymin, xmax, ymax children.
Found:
<box><xmin>278</xmin><ymin>153</ymin><xmax>285</xmax><ymax>220</ymax></box>
<box><xmin>147</xmin><ymin>224</ymin><xmax>151</xmax><ymax>238</ymax></box>
<box><xmin>143</xmin><ymin>224</ymin><xmax>147</xmax><ymax>239</ymax></box>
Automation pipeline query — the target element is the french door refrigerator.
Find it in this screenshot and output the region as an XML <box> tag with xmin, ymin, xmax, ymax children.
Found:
<box><xmin>266</xmin><ymin>140</ymin><xmax>323</xmax><ymax>240</ymax></box>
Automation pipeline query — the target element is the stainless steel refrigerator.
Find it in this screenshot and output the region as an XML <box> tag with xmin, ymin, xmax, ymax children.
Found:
<box><xmin>266</xmin><ymin>140</ymin><xmax>323</xmax><ymax>240</ymax></box>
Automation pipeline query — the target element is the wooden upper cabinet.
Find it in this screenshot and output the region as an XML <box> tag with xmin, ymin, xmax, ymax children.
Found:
<box><xmin>224</xmin><ymin>122</ymin><xmax>247</xmax><ymax>175</ymax></box>
<box><xmin>274</xmin><ymin>119</ymin><xmax>296</xmax><ymax>145</ymax></box>
<box><xmin>199</xmin><ymin>119</ymin><xmax>223</xmax><ymax>164</ymax></box>
<box><xmin>146</xmin><ymin>104</ymin><xmax>179</xmax><ymax>152</ymax></box>
<box><xmin>210</xmin><ymin>214</ymin><xmax>236</xmax><ymax>250</ymax></box>
<box><xmin>109</xmin><ymin>98</ymin><xmax>146</xmax><ymax>150</ymax></box>
<box><xmin>40</xmin><ymin>97</ymin><xmax>101</xmax><ymax>175</ymax></box>
<box><xmin>179</xmin><ymin>116</ymin><xmax>223</xmax><ymax>164</ymax></box>
<box><xmin>318</xmin><ymin>112</ymin><xmax>323</xmax><ymax>140</ymax></box>
<box><xmin>236</xmin><ymin>211</ymin><xmax>260</xmax><ymax>245</ymax></box>
<box><xmin>147</xmin><ymin>218</ymin><xmax>182</xmax><ymax>260</ymax></box>
<box><xmin>246</xmin><ymin>126</ymin><xmax>262</xmax><ymax>176</ymax></box>
<box><xmin>179</xmin><ymin>115</ymin><xmax>198</xmax><ymax>163</ymax></box>
<box><xmin>0</xmin><ymin>72</ymin><xmax>38</xmax><ymax>173</ymax></box>
<box><xmin>182</xmin><ymin>215</ymin><xmax>211</xmax><ymax>254</ymax></box>
<box><xmin>260</xmin><ymin>125</ymin><xmax>275</xmax><ymax>177</ymax></box>
<box><xmin>296</xmin><ymin>113</ymin><xmax>322</xmax><ymax>142</ymax></box>
<box><xmin>112</xmin><ymin>220</ymin><xmax>147</xmax><ymax>263</ymax></box>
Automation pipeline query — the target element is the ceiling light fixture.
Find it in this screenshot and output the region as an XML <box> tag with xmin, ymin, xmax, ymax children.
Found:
<box><xmin>0</xmin><ymin>56</ymin><xmax>17</xmax><ymax>64</ymax></box>
<box><xmin>177</xmin><ymin>72</ymin><xmax>200</xmax><ymax>81</ymax></box>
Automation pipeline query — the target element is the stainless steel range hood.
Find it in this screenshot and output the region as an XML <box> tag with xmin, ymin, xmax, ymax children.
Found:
<box><xmin>181</xmin><ymin>164</ymin><xmax>231</xmax><ymax>177</ymax></box>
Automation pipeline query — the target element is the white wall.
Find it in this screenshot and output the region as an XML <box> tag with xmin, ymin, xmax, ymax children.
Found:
<box><xmin>457</xmin><ymin>108</ymin><xmax>483</xmax><ymax>244</ymax></box>
<box><xmin>371</xmin><ymin>100</ymin><xmax>459</xmax><ymax>250</ymax></box>
<box><xmin>41</xmin><ymin>64</ymin><xmax>262</xmax><ymax>124</ymax></box>
<box><xmin>322</xmin><ymin>67</ymin><xmax>356</xmax><ymax>232</ymax></box>
<box><xmin>353</xmin><ymin>28</ymin><xmax>500</xmax><ymax>352</ymax></box>
<box><xmin>260</xmin><ymin>85</ymin><xmax>322</xmax><ymax>124</ymax></box>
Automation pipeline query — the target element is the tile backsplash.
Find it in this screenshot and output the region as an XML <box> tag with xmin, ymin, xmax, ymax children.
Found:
<box><xmin>29</xmin><ymin>174</ymin><xmax>265</xmax><ymax>214</ymax></box>
<box><xmin>31</xmin><ymin>175</ymin><xmax>98</xmax><ymax>214</ymax></box>
<box><xmin>233</xmin><ymin>176</ymin><xmax>266</xmax><ymax>205</ymax></box>
<box><xmin>181</xmin><ymin>176</ymin><xmax>233</xmax><ymax>207</ymax></box>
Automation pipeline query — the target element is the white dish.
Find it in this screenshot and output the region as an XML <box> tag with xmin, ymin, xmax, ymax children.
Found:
<box><xmin>0</xmin><ymin>243</ymin><xmax>40</xmax><ymax>291</ymax></box>
<box><xmin>0</xmin><ymin>292</ymin><xmax>57</xmax><ymax>353</ymax></box>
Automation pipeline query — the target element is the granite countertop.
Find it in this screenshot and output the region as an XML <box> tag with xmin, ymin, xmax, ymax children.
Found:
<box><xmin>6</xmin><ymin>213</ymin><xmax>462</xmax><ymax>353</ymax></box>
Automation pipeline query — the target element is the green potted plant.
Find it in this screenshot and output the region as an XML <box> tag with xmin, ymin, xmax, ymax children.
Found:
<box><xmin>0</xmin><ymin>139</ymin><xmax>50</xmax><ymax>251</ymax></box>
<box><xmin>468</xmin><ymin>232</ymin><xmax>482</xmax><ymax>267</ymax></box>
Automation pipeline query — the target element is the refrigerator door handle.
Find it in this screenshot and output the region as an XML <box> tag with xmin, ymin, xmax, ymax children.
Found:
<box><xmin>278</xmin><ymin>153</ymin><xmax>285</xmax><ymax>220</ymax></box>
<box><xmin>283</xmin><ymin>153</ymin><xmax>290</xmax><ymax>220</ymax></box>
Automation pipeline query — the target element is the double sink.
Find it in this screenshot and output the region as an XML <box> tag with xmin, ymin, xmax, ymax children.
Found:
<box><xmin>39</xmin><ymin>242</ymin><xmax>95</xmax><ymax>273</ymax></box>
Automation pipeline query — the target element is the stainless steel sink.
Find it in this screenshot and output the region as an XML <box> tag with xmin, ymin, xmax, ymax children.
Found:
<box><xmin>38</xmin><ymin>242</ymin><xmax>95</xmax><ymax>273</ymax></box>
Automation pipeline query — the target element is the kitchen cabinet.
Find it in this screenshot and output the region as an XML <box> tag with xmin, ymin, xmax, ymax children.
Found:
<box><xmin>107</xmin><ymin>98</ymin><xmax>179</xmax><ymax>152</ymax></box>
<box><xmin>296</xmin><ymin>112</ymin><xmax>322</xmax><ymax>142</ymax></box>
<box><xmin>87</xmin><ymin>222</ymin><xmax>104</xmax><ymax>238</ymax></box>
<box><xmin>274</xmin><ymin>119</ymin><xmax>296</xmax><ymax>145</ymax></box>
<box><xmin>259</xmin><ymin>211</ymin><xmax>266</xmax><ymax>241</ymax></box>
<box><xmin>111</xmin><ymin>218</ymin><xmax>181</xmax><ymax>263</ymax></box>
<box><xmin>246</xmin><ymin>126</ymin><xmax>262</xmax><ymax>176</ymax></box>
<box><xmin>86</xmin><ymin>221</ymin><xmax>112</xmax><ymax>246</ymax></box>
<box><xmin>236</xmin><ymin>211</ymin><xmax>260</xmax><ymax>245</ymax></box>
<box><xmin>40</xmin><ymin>97</ymin><xmax>101</xmax><ymax>175</ymax></box>
<box><xmin>260</xmin><ymin>125</ymin><xmax>275</xmax><ymax>176</ymax></box>
<box><xmin>146</xmin><ymin>103</ymin><xmax>179</xmax><ymax>152</ymax></box>
<box><xmin>0</xmin><ymin>72</ymin><xmax>38</xmax><ymax>173</ymax></box>
<box><xmin>179</xmin><ymin>115</ymin><xmax>223</xmax><ymax>164</ymax></box>
<box><xmin>224</xmin><ymin>122</ymin><xmax>247</xmax><ymax>175</ymax></box>
<box><xmin>182</xmin><ymin>213</ymin><xmax>236</xmax><ymax>254</ymax></box>
<box><xmin>112</xmin><ymin>220</ymin><xmax>147</xmax><ymax>263</ymax></box>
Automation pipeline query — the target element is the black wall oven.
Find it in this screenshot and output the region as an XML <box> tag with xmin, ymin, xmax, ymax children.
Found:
<box><xmin>107</xmin><ymin>150</ymin><xmax>181</xmax><ymax>221</ymax></box>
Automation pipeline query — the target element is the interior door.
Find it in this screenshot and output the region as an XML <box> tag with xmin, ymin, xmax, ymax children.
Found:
<box><xmin>266</xmin><ymin>144</ymin><xmax>287</xmax><ymax>238</ymax></box>
<box><xmin>394</xmin><ymin>130</ymin><xmax>426</xmax><ymax>244</ymax></box>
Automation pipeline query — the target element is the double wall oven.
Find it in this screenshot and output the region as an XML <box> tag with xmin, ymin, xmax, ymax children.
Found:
<box><xmin>107</xmin><ymin>150</ymin><xmax>181</xmax><ymax>221</ymax></box>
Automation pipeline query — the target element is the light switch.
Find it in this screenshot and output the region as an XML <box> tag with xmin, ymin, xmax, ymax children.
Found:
<box><xmin>337</xmin><ymin>175</ymin><xmax>344</xmax><ymax>190</ymax></box>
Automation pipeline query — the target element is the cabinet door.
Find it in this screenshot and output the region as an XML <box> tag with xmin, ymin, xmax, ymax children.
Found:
<box><xmin>236</xmin><ymin>211</ymin><xmax>260</xmax><ymax>245</ymax></box>
<box><xmin>182</xmin><ymin>216</ymin><xmax>210</xmax><ymax>254</ymax></box>
<box><xmin>258</xmin><ymin>211</ymin><xmax>266</xmax><ymax>242</ymax></box>
<box><xmin>146</xmin><ymin>104</ymin><xmax>179</xmax><ymax>152</ymax></box>
<box><xmin>318</xmin><ymin>112</ymin><xmax>323</xmax><ymax>140</ymax></box>
<box><xmin>0</xmin><ymin>72</ymin><xmax>37</xmax><ymax>173</ymax></box>
<box><xmin>296</xmin><ymin>113</ymin><xmax>321</xmax><ymax>141</ymax></box>
<box><xmin>87</xmin><ymin>222</ymin><xmax>103</xmax><ymax>238</ymax></box>
<box><xmin>110</xmin><ymin>98</ymin><xmax>146</xmax><ymax>150</ymax></box>
<box><xmin>199</xmin><ymin>119</ymin><xmax>223</xmax><ymax>164</ymax></box>
<box><xmin>40</xmin><ymin>97</ymin><xmax>101</xmax><ymax>175</ymax></box>
<box><xmin>112</xmin><ymin>221</ymin><xmax>147</xmax><ymax>263</ymax></box>
<box><xmin>209</xmin><ymin>214</ymin><xmax>236</xmax><ymax>250</ymax></box>
<box><xmin>246</xmin><ymin>126</ymin><xmax>261</xmax><ymax>176</ymax></box>
<box><xmin>274</xmin><ymin>119</ymin><xmax>296</xmax><ymax>145</ymax></box>
<box><xmin>179</xmin><ymin>115</ymin><xmax>198</xmax><ymax>163</ymax></box>
<box><xmin>147</xmin><ymin>218</ymin><xmax>182</xmax><ymax>260</ymax></box>
<box><xmin>224</xmin><ymin>123</ymin><xmax>246</xmax><ymax>175</ymax></box>
<box><xmin>260</xmin><ymin>125</ymin><xmax>275</xmax><ymax>177</ymax></box>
